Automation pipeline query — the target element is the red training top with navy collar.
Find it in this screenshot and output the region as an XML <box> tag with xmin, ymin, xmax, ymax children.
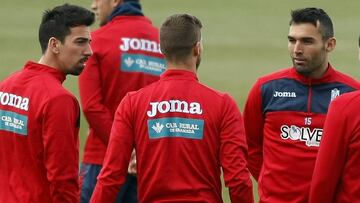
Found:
<box><xmin>310</xmin><ymin>90</ymin><xmax>360</xmax><ymax>202</ymax></box>
<box><xmin>90</xmin><ymin>69</ymin><xmax>254</xmax><ymax>203</ymax></box>
<box><xmin>79</xmin><ymin>15</ymin><xmax>166</xmax><ymax>165</ymax></box>
<box><xmin>243</xmin><ymin>64</ymin><xmax>360</xmax><ymax>203</ymax></box>
<box><xmin>0</xmin><ymin>61</ymin><xmax>80</xmax><ymax>203</ymax></box>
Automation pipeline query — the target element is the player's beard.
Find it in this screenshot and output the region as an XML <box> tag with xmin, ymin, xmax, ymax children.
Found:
<box><xmin>293</xmin><ymin>46</ymin><xmax>327</xmax><ymax>77</ymax></box>
<box><xmin>69</xmin><ymin>58</ymin><xmax>88</xmax><ymax>76</ymax></box>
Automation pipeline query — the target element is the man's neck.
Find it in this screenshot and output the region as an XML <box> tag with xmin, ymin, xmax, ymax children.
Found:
<box><xmin>166</xmin><ymin>61</ymin><xmax>197</xmax><ymax>73</ymax></box>
<box><xmin>38</xmin><ymin>55</ymin><xmax>60</xmax><ymax>72</ymax></box>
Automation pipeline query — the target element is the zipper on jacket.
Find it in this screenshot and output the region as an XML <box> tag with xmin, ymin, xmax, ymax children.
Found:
<box><xmin>307</xmin><ymin>80</ymin><xmax>312</xmax><ymax>112</ymax></box>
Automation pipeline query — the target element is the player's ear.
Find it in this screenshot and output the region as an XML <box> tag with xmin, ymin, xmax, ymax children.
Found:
<box><xmin>48</xmin><ymin>37</ymin><xmax>60</xmax><ymax>54</ymax></box>
<box><xmin>193</xmin><ymin>41</ymin><xmax>202</xmax><ymax>57</ymax></box>
<box><xmin>325</xmin><ymin>37</ymin><xmax>336</xmax><ymax>52</ymax></box>
<box><xmin>112</xmin><ymin>0</ymin><xmax>123</xmax><ymax>7</ymax></box>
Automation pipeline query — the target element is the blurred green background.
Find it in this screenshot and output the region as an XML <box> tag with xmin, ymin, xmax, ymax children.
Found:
<box><xmin>1</xmin><ymin>0</ymin><xmax>359</xmax><ymax>202</ymax></box>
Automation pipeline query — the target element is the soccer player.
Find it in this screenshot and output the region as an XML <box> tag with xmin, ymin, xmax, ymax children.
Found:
<box><xmin>243</xmin><ymin>7</ymin><xmax>360</xmax><ymax>202</ymax></box>
<box><xmin>0</xmin><ymin>4</ymin><xmax>94</xmax><ymax>203</ymax></box>
<box><xmin>308</xmin><ymin>36</ymin><xmax>360</xmax><ymax>202</ymax></box>
<box><xmin>90</xmin><ymin>14</ymin><xmax>254</xmax><ymax>203</ymax></box>
<box><xmin>78</xmin><ymin>0</ymin><xmax>166</xmax><ymax>202</ymax></box>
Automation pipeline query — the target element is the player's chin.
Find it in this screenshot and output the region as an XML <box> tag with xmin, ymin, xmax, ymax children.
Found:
<box><xmin>294</xmin><ymin>66</ymin><xmax>309</xmax><ymax>74</ymax></box>
<box><xmin>70</xmin><ymin>66</ymin><xmax>85</xmax><ymax>76</ymax></box>
<box><xmin>293</xmin><ymin>63</ymin><xmax>309</xmax><ymax>73</ymax></box>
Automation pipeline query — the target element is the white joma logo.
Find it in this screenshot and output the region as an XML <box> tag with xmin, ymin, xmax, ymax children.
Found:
<box><xmin>0</xmin><ymin>91</ymin><xmax>29</xmax><ymax>111</ymax></box>
<box><xmin>120</xmin><ymin>37</ymin><xmax>161</xmax><ymax>53</ymax></box>
<box><xmin>147</xmin><ymin>100</ymin><xmax>203</xmax><ymax>117</ymax></box>
<box><xmin>273</xmin><ymin>91</ymin><xmax>296</xmax><ymax>98</ymax></box>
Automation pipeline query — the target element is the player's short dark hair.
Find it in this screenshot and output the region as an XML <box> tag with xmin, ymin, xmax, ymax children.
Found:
<box><xmin>160</xmin><ymin>14</ymin><xmax>202</xmax><ymax>62</ymax></box>
<box><xmin>358</xmin><ymin>35</ymin><xmax>360</xmax><ymax>47</ymax></box>
<box><xmin>290</xmin><ymin>7</ymin><xmax>334</xmax><ymax>40</ymax></box>
<box><xmin>38</xmin><ymin>4</ymin><xmax>95</xmax><ymax>53</ymax></box>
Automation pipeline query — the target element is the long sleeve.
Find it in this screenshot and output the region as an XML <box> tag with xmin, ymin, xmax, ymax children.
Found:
<box><xmin>243</xmin><ymin>80</ymin><xmax>264</xmax><ymax>180</ymax></box>
<box><xmin>90</xmin><ymin>94</ymin><xmax>134</xmax><ymax>203</ymax></box>
<box><xmin>42</xmin><ymin>95</ymin><xmax>80</xmax><ymax>203</ymax></box>
<box><xmin>79</xmin><ymin>51</ymin><xmax>114</xmax><ymax>144</ymax></box>
<box><xmin>309</xmin><ymin>99</ymin><xmax>348</xmax><ymax>203</ymax></box>
<box><xmin>220</xmin><ymin>94</ymin><xmax>254</xmax><ymax>203</ymax></box>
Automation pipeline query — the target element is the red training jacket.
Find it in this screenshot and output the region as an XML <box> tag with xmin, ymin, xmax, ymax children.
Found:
<box><xmin>243</xmin><ymin>64</ymin><xmax>360</xmax><ymax>203</ymax></box>
<box><xmin>79</xmin><ymin>15</ymin><xmax>165</xmax><ymax>165</ymax></box>
<box><xmin>310</xmin><ymin>91</ymin><xmax>360</xmax><ymax>203</ymax></box>
<box><xmin>90</xmin><ymin>69</ymin><xmax>254</xmax><ymax>203</ymax></box>
<box><xmin>0</xmin><ymin>61</ymin><xmax>80</xmax><ymax>203</ymax></box>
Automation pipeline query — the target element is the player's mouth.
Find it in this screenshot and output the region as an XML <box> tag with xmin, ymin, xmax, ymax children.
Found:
<box><xmin>79</xmin><ymin>58</ymin><xmax>89</xmax><ymax>67</ymax></box>
<box><xmin>294</xmin><ymin>58</ymin><xmax>306</xmax><ymax>66</ymax></box>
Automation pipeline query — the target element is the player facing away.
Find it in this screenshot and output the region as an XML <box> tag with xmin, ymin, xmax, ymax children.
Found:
<box><xmin>90</xmin><ymin>14</ymin><xmax>254</xmax><ymax>203</ymax></box>
<box><xmin>308</xmin><ymin>36</ymin><xmax>360</xmax><ymax>203</ymax></box>
<box><xmin>243</xmin><ymin>7</ymin><xmax>360</xmax><ymax>203</ymax></box>
<box><xmin>78</xmin><ymin>0</ymin><xmax>166</xmax><ymax>202</ymax></box>
<box><xmin>0</xmin><ymin>4</ymin><xmax>94</xmax><ymax>203</ymax></box>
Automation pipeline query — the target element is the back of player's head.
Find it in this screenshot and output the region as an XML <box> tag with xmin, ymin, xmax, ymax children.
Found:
<box><xmin>289</xmin><ymin>7</ymin><xmax>334</xmax><ymax>40</ymax></box>
<box><xmin>38</xmin><ymin>3</ymin><xmax>95</xmax><ymax>54</ymax></box>
<box><xmin>160</xmin><ymin>14</ymin><xmax>202</xmax><ymax>62</ymax></box>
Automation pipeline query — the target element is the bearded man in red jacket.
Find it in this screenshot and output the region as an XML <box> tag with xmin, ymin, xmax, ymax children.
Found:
<box><xmin>0</xmin><ymin>4</ymin><xmax>94</xmax><ymax>203</ymax></box>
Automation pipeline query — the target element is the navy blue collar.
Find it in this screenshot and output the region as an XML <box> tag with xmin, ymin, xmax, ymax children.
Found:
<box><xmin>108</xmin><ymin>1</ymin><xmax>143</xmax><ymax>21</ymax></box>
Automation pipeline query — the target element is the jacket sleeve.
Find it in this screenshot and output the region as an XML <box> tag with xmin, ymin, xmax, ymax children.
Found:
<box><xmin>79</xmin><ymin>50</ymin><xmax>114</xmax><ymax>144</ymax></box>
<box><xmin>42</xmin><ymin>95</ymin><xmax>80</xmax><ymax>203</ymax></box>
<box><xmin>90</xmin><ymin>94</ymin><xmax>134</xmax><ymax>203</ymax></box>
<box><xmin>309</xmin><ymin>98</ymin><xmax>349</xmax><ymax>203</ymax></box>
<box><xmin>243</xmin><ymin>80</ymin><xmax>264</xmax><ymax>180</ymax></box>
<box><xmin>220</xmin><ymin>94</ymin><xmax>254</xmax><ymax>203</ymax></box>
